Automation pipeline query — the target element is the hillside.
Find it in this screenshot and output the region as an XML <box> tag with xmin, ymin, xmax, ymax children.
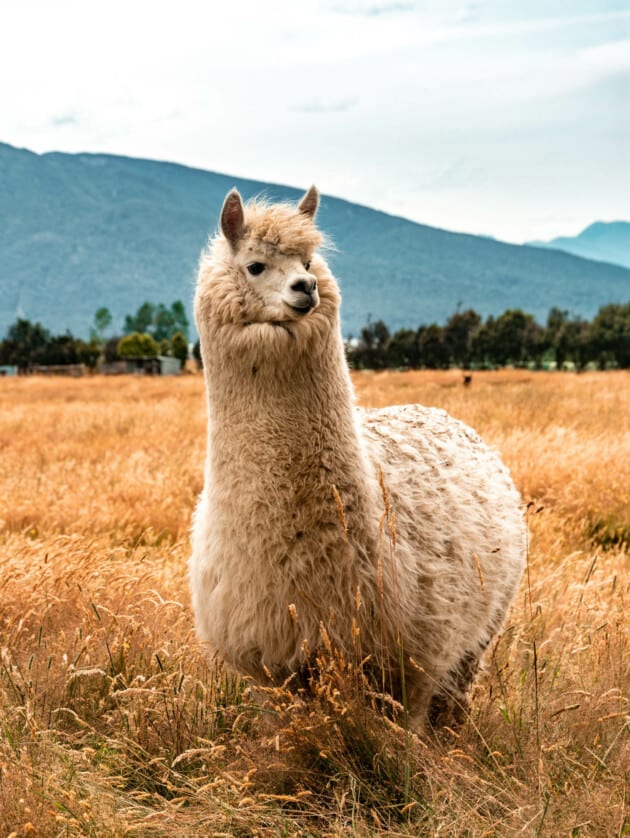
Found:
<box><xmin>529</xmin><ymin>221</ymin><xmax>630</xmax><ymax>270</ymax></box>
<box><xmin>1</xmin><ymin>142</ymin><xmax>629</xmax><ymax>338</ymax></box>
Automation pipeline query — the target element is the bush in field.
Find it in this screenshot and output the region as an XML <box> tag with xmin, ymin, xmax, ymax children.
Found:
<box><xmin>117</xmin><ymin>332</ymin><xmax>159</xmax><ymax>358</ymax></box>
<box><xmin>171</xmin><ymin>331</ymin><xmax>189</xmax><ymax>367</ymax></box>
<box><xmin>76</xmin><ymin>339</ymin><xmax>101</xmax><ymax>370</ymax></box>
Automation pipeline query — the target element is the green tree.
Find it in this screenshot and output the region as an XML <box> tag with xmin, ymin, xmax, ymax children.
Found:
<box><xmin>488</xmin><ymin>309</ymin><xmax>537</xmax><ymax>366</ymax></box>
<box><xmin>170</xmin><ymin>300</ymin><xmax>190</xmax><ymax>340</ymax></box>
<box><xmin>590</xmin><ymin>303</ymin><xmax>630</xmax><ymax>368</ymax></box>
<box><xmin>387</xmin><ymin>328</ymin><xmax>420</xmax><ymax>368</ymax></box>
<box><xmin>546</xmin><ymin>307</ymin><xmax>569</xmax><ymax>368</ymax></box>
<box><xmin>546</xmin><ymin>309</ymin><xmax>593</xmax><ymax>370</ymax></box>
<box><xmin>470</xmin><ymin>316</ymin><xmax>497</xmax><ymax>368</ymax></box>
<box><xmin>171</xmin><ymin>331</ymin><xmax>189</xmax><ymax>368</ymax></box>
<box><xmin>0</xmin><ymin>319</ymin><xmax>50</xmax><ymax>370</ymax></box>
<box><xmin>347</xmin><ymin>319</ymin><xmax>391</xmax><ymax>369</ymax></box>
<box><xmin>153</xmin><ymin>304</ymin><xmax>176</xmax><ymax>342</ymax></box>
<box><xmin>123</xmin><ymin>300</ymin><xmax>190</xmax><ymax>341</ymax></box>
<box><xmin>77</xmin><ymin>338</ymin><xmax>101</xmax><ymax>370</ymax></box>
<box><xmin>104</xmin><ymin>336</ymin><xmax>123</xmax><ymax>363</ymax></box>
<box><xmin>417</xmin><ymin>324</ymin><xmax>449</xmax><ymax>369</ymax></box>
<box><xmin>521</xmin><ymin>317</ymin><xmax>548</xmax><ymax>368</ymax></box>
<box><xmin>124</xmin><ymin>302</ymin><xmax>155</xmax><ymax>335</ymax></box>
<box><xmin>41</xmin><ymin>333</ymin><xmax>78</xmax><ymax>365</ymax></box>
<box><xmin>117</xmin><ymin>332</ymin><xmax>159</xmax><ymax>358</ymax></box>
<box><xmin>443</xmin><ymin>308</ymin><xmax>482</xmax><ymax>369</ymax></box>
<box><xmin>363</xmin><ymin>319</ymin><xmax>390</xmax><ymax>369</ymax></box>
<box><xmin>92</xmin><ymin>307</ymin><xmax>113</xmax><ymax>344</ymax></box>
<box><xmin>562</xmin><ymin>318</ymin><xmax>593</xmax><ymax>371</ymax></box>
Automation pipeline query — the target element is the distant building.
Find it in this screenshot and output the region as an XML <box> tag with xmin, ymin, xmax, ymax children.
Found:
<box><xmin>28</xmin><ymin>364</ymin><xmax>86</xmax><ymax>376</ymax></box>
<box><xmin>122</xmin><ymin>355</ymin><xmax>181</xmax><ymax>375</ymax></box>
<box><xmin>98</xmin><ymin>360</ymin><xmax>128</xmax><ymax>375</ymax></box>
<box><xmin>158</xmin><ymin>355</ymin><xmax>182</xmax><ymax>376</ymax></box>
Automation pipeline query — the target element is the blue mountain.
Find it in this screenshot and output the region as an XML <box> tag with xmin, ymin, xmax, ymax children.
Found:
<box><xmin>529</xmin><ymin>221</ymin><xmax>630</xmax><ymax>270</ymax></box>
<box><xmin>1</xmin><ymin>142</ymin><xmax>629</xmax><ymax>338</ymax></box>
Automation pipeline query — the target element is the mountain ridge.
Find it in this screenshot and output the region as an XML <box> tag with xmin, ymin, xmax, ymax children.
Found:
<box><xmin>1</xmin><ymin>141</ymin><xmax>629</xmax><ymax>338</ymax></box>
<box><xmin>528</xmin><ymin>221</ymin><xmax>630</xmax><ymax>270</ymax></box>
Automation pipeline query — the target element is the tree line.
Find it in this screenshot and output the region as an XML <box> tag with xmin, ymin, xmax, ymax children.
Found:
<box><xmin>347</xmin><ymin>303</ymin><xmax>630</xmax><ymax>371</ymax></box>
<box><xmin>2</xmin><ymin>300</ymin><xmax>629</xmax><ymax>372</ymax></box>
<box><xmin>0</xmin><ymin>301</ymin><xmax>193</xmax><ymax>371</ymax></box>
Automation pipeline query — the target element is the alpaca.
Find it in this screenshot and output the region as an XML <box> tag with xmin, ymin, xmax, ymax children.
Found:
<box><xmin>189</xmin><ymin>186</ymin><xmax>526</xmax><ymax>729</ymax></box>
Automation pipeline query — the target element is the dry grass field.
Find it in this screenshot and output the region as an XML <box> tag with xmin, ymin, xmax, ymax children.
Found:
<box><xmin>0</xmin><ymin>370</ymin><xmax>628</xmax><ymax>837</ymax></box>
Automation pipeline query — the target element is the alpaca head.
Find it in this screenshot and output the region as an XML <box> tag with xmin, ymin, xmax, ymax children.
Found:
<box><xmin>196</xmin><ymin>186</ymin><xmax>340</xmax><ymax>337</ymax></box>
<box><xmin>221</xmin><ymin>186</ymin><xmax>321</xmax><ymax>319</ymax></box>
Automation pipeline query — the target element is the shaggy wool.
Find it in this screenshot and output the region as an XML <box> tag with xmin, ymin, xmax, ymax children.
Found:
<box><xmin>190</xmin><ymin>187</ymin><xmax>527</xmax><ymax>728</ymax></box>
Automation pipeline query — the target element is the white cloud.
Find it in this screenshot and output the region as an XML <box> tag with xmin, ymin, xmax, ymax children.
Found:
<box><xmin>329</xmin><ymin>1</ymin><xmax>415</xmax><ymax>15</ymax></box>
<box><xmin>290</xmin><ymin>96</ymin><xmax>359</xmax><ymax>113</ymax></box>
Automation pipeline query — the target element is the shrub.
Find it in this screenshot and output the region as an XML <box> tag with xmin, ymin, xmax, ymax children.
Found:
<box><xmin>76</xmin><ymin>339</ymin><xmax>101</xmax><ymax>369</ymax></box>
<box><xmin>117</xmin><ymin>332</ymin><xmax>159</xmax><ymax>358</ymax></box>
<box><xmin>171</xmin><ymin>332</ymin><xmax>189</xmax><ymax>367</ymax></box>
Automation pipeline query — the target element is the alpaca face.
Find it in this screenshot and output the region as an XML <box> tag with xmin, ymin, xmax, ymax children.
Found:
<box><xmin>217</xmin><ymin>186</ymin><xmax>324</xmax><ymax>324</ymax></box>
<box><xmin>195</xmin><ymin>186</ymin><xmax>342</xmax><ymax>341</ymax></box>
<box><xmin>231</xmin><ymin>246</ymin><xmax>320</xmax><ymax>322</ymax></box>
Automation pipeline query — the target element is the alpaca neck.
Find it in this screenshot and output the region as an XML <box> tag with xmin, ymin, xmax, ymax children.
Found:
<box><xmin>202</xmin><ymin>319</ymin><xmax>375</xmax><ymax>536</ymax></box>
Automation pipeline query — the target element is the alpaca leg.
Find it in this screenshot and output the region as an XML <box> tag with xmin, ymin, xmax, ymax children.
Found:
<box><xmin>428</xmin><ymin>648</ymin><xmax>483</xmax><ymax>728</ymax></box>
<box><xmin>402</xmin><ymin>669</ymin><xmax>439</xmax><ymax>734</ymax></box>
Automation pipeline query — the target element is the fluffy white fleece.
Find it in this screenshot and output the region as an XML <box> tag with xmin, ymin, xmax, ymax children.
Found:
<box><xmin>190</xmin><ymin>186</ymin><xmax>526</xmax><ymax>728</ymax></box>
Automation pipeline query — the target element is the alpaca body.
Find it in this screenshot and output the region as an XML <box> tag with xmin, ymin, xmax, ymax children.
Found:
<box><xmin>190</xmin><ymin>187</ymin><xmax>526</xmax><ymax>727</ymax></box>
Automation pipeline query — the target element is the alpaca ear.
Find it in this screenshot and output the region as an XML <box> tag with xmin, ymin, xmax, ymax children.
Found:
<box><xmin>221</xmin><ymin>189</ymin><xmax>245</xmax><ymax>249</ymax></box>
<box><xmin>298</xmin><ymin>185</ymin><xmax>319</xmax><ymax>219</ymax></box>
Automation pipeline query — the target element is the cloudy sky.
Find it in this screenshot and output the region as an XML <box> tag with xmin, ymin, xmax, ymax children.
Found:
<box><xmin>1</xmin><ymin>0</ymin><xmax>629</xmax><ymax>242</ymax></box>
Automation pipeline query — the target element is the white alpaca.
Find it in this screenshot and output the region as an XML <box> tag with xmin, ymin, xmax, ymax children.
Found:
<box><xmin>190</xmin><ymin>186</ymin><xmax>526</xmax><ymax>728</ymax></box>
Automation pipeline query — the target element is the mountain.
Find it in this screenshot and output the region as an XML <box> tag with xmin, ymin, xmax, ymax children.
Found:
<box><xmin>529</xmin><ymin>222</ymin><xmax>630</xmax><ymax>270</ymax></box>
<box><xmin>1</xmin><ymin>142</ymin><xmax>630</xmax><ymax>339</ymax></box>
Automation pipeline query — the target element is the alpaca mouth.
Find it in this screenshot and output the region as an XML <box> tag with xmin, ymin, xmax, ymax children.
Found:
<box><xmin>285</xmin><ymin>298</ymin><xmax>317</xmax><ymax>315</ymax></box>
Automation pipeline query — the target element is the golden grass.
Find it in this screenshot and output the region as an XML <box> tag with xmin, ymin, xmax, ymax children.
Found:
<box><xmin>0</xmin><ymin>371</ymin><xmax>628</xmax><ymax>836</ymax></box>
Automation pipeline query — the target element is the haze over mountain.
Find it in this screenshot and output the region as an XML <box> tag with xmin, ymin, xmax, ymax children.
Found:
<box><xmin>529</xmin><ymin>222</ymin><xmax>630</xmax><ymax>270</ymax></box>
<box><xmin>1</xmin><ymin>142</ymin><xmax>629</xmax><ymax>340</ymax></box>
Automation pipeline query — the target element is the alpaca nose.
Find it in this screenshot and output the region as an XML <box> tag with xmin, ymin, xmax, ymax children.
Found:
<box><xmin>290</xmin><ymin>277</ymin><xmax>317</xmax><ymax>296</ymax></box>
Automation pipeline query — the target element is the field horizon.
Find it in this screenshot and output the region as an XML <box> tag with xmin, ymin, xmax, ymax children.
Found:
<box><xmin>0</xmin><ymin>370</ymin><xmax>628</xmax><ymax>836</ymax></box>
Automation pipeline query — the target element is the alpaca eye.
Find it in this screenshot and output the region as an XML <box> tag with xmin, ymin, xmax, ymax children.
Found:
<box><xmin>247</xmin><ymin>262</ymin><xmax>265</xmax><ymax>276</ymax></box>
<box><xmin>304</xmin><ymin>260</ymin><xmax>311</xmax><ymax>271</ymax></box>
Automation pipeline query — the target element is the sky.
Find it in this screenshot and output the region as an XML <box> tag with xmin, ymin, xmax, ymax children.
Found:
<box><xmin>1</xmin><ymin>0</ymin><xmax>629</xmax><ymax>243</ymax></box>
